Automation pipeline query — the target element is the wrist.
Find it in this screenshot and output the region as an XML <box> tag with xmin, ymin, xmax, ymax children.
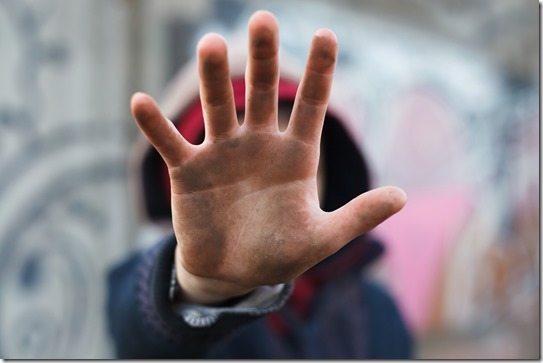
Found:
<box><xmin>174</xmin><ymin>245</ymin><xmax>254</xmax><ymax>306</ymax></box>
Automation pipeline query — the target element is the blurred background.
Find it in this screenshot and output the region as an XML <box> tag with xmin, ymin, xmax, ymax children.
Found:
<box><xmin>0</xmin><ymin>0</ymin><xmax>538</xmax><ymax>359</ymax></box>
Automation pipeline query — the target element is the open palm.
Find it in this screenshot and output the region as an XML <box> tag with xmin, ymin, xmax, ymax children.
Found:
<box><xmin>131</xmin><ymin>11</ymin><xmax>406</xmax><ymax>304</ymax></box>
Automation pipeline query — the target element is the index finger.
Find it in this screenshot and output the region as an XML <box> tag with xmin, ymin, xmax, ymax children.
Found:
<box><xmin>286</xmin><ymin>29</ymin><xmax>338</xmax><ymax>144</ymax></box>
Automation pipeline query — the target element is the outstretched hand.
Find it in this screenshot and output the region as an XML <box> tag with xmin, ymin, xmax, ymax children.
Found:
<box><xmin>131</xmin><ymin>11</ymin><xmax>406</xmax><ymax>305</ymax></box>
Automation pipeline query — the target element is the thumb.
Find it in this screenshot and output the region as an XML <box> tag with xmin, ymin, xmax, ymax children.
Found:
<box><xmin>318</xmin><ymin>186</ymin><xmax>407</xmax><ymax>254</ymax></box>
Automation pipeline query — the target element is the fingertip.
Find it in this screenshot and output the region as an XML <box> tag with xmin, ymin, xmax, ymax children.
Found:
<box><xmin>307</xmin><ymin>28</ymin><xmax>338</xmax><ymax>73</ymax></box>
<box><xmin>198</xmin><ymin>33</ymin><xmax>227</xmax><ymax>49</ymax></box>
<box><xmin>315</xmin><ymin>28</ymin><xmax>337</xmax><ymax>44</ymax></box>
<box><xmin>249</xmin><ymin>10</ymin><xmax>279</xmax><ymax>31</ymax></box>
<box><xmin>383</xmin><ymin>186</ymin><xmax>408</xmax><ymax>213</ymax></box>
<box><xmin>197</xmin><ymin>33</ymin><xmax>228</xmax><ymax>63</ymax></box>
<box><xmin>248</xmin><ymin>10</ymin><xmax>279</xmax><ymax>57</ymax></box>
<box><xmin>131</xmin><ymin>91</ymin><xmax>151</xmax><ymax>106</ymax></box>
<box><xmin>130</xmin><ymin>92</ymin><xmax>156</xmax><ymax>119</ymax></box>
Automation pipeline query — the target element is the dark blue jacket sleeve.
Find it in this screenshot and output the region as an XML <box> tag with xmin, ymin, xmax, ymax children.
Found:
<box><xmin>106</xmin><ymin>234</ymin><xmax>280</xmax><ymax>358</ymax></box>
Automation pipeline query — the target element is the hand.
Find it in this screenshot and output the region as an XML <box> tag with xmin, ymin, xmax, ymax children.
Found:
<box><xmin>130</xmin><ymin>11</ymin><xmax>406</xmax><ymax>305</ymax></box>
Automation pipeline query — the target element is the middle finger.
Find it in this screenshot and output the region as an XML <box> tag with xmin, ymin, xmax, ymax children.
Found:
<box><xmin>244</xmin><ymin>11</ymin><xmax>279</xmax><ymax>131</ymax></box>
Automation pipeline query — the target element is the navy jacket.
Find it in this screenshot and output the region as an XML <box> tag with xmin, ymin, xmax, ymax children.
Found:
<box><xmin>107</xmin><ymin>233</ymin><xmax>412</xmax><ymax>358</ymax></box>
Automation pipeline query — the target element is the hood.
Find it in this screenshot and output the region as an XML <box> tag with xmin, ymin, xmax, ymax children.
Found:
<box><xmin>131</xmin><ymin>46</ymin><xmax>372</xmax><ymax>224</ymax></box>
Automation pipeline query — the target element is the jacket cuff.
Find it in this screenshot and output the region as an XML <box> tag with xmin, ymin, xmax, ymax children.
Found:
<box><xmin>138</xmin><ymin>233</ymin><xmax>292</xmax><ymax>343</ymax></box>
<box><xmin>173</xmin><ymin>282</ymin><xmax>293</xmax><ymax>328</ymax></box>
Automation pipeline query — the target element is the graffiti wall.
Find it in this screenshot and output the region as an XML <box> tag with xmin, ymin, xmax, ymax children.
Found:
<box><xmin>0</xmin><ymin>0</ymin><xmax>538</xmax><ymax>359</ymax></box>
<box><xmin>0</xmin><ymin>0</ymin><xmax>135</xmax><ymax>358</ymax></box>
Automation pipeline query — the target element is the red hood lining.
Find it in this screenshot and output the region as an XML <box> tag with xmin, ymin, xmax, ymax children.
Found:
<box><xmin>174</xmin><ymin>78</ymin><xmax>299</xmax><ymax>144</ymax></box>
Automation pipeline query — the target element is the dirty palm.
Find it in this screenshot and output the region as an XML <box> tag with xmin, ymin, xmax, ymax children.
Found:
<box><xmin>131</xmin><ymin>10</ymin><xmax>406</xmax><ymax>305</ymax></box>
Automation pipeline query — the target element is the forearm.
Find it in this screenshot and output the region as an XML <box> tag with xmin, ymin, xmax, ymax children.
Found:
<box><xmin>174</xmin><ymin>244</ymin><xmax>256</xmax><ymax>306</ymax></box>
